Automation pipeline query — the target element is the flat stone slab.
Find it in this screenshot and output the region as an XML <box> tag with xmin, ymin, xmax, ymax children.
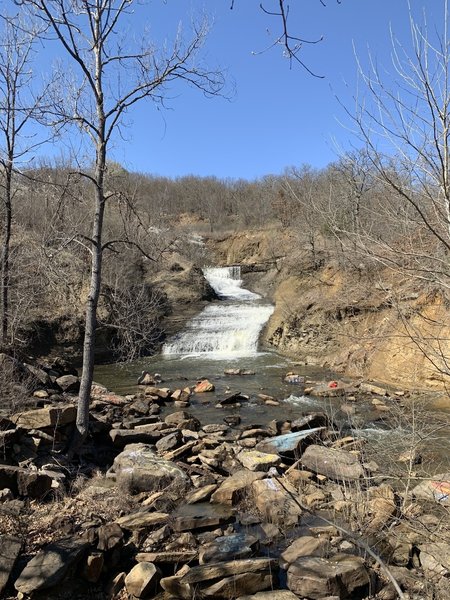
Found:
<box><xmin>301</xmin><ymin>445</ymin><xmax>364</xmax><ymax>481</ymax></box>
<box><xmin>413</xmin><ymin>473</ymin><xmax>450</xmax><ymax>504</ymax></box>
<box><xmin>238</xmin><ymin>592</ymin><xmax>300</xmax><ymax>600</ymax></box>
<box><xmin>136</xmin><ymin>551</ymin><xmax>198</xmax><ymax>563</ymax></box>
<box><xmin>211</xmin><ymin>470</ymin><xmax>265</xmax><ymax>506</ymax></box>
<box><xmin>116</xmin><ymin>511</ymin><xmax>169</xmax><ymax>530</ymax></box>
<box><xmin>237</xmin><ymin>450</ymin><xmax>281</xmax><ymax>472</ymax></box>
<box><xmin>0</xmin><ymin>535</ymin><xmax>22</xmax><ymax>596</ymax></box>
<box><xmin>15</xmin><ymin>537</ymin><xmax>89</xmax><ymax>594</ymax></box>
<box><xmin>12</xmin><ymin>405</ymin><xmax>76</xmax><ymax>430</ymax></box>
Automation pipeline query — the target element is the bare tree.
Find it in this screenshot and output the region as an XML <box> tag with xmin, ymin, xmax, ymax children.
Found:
<box><xmin>0</xmin><ymin>14</ymin><xmax>49</xmax><ymax>347</ymax></box>
<box><xmin>347</xmin><ymin>0</ymin><xmax>450</xmax><ymax>382</ymax></box>
<box><xmin>17</xmin><ymin>0</ymin><xmax>224</xmax><ymax>450</ymax></box>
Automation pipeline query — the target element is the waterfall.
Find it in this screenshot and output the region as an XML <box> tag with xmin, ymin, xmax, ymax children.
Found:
<box><xmin>162</xmin><ymin>266</ymin><xmax>274</xmax><ymax>359</ymax></box>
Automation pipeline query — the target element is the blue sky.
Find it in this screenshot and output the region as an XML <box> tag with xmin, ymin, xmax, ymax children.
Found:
<box><xmin>6</xmin><ymin>0</ymin><xmax>445</xmax><ymax>180</ymax></box>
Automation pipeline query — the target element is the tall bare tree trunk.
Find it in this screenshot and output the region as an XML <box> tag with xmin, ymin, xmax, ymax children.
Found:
<box><xmin>0</xmin><ymin>162</ymin><xmax>12</xmax><ymax>345</ymax></box>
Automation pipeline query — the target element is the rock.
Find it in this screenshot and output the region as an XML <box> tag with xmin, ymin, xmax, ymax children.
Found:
<box><xmin>156</xmin><ymin>431</ymin><xmax>181</xmax><ymax>453</ymax></box>
<box><xmin>218</xmin><ymin>392</ymin><xmax>249</xmax><ymax>406</ymax></box>
<box><xmin>186</xmin><ymin>484</ymin><xmax>218</xmax><ymax>504</ymax></box>
<box><xmin>256</xmin><ymin>428</ymin><xmax>326</xmax><ymax>456</ymax></box>
<box><xmin>171</xmin><ymin>388</ymin><xmax>191</xmax><ymax>402</ymax></box>
<box><xmin>199</xmin><ymin>533</ymin><xmax>259</xmax><ymax>564</ymax></box>
<box><xmin>280</xmin><ymin>535</ymin><xmax>330</xmax><ymax>569</ymax></box>
<box><xmin>309</xmin><ymin>382</ymin><xmax>354</xmax><ymax>397</ymax></box>
<box><xmin>111</xmin><ymin>443</ymin><xmax>189</xmax><ymax>493</ymax></box>
<box><xmin>14</xmin><ymin>537</ymin><xmax>89</xmax><ymax>594</ymax></box>
<box><xmin>301</xmin><ymin>445</ymin><xmax>364</xmax><ymax>481</ymax></box>
<box><xmin>252</xmin><ymin>478</ymin><xmax>302</xmax><ymax>526</ymax></box>
<box><xmin>109</xmin><ymin>428</ymin><xmax>162</xmax><ymax>447</ymax></box>
<box><xmin>116</xmin><ymin>511</ymin><xmax>169</xmax><ymax>530</ymax></box>
<box><xmin>0</xmin><ymin>466</ymin><xmax>53</xmax><ymax>499</ymax></box>
<box><xmin>165</xmin><ymin>411</ymin><xmax>201</xmax><ymax>431</ymax></box>
<box><xmin>172</xmin><ymin>505</ymin><xmax>233</xmax><ymax>532</ymax></box>
<box><xmin>211</xmin><ymin>470</ymin><xmax>266</xmax><ymax>506</ymax></box>
<box><xmin>360</xmin><ymin>382</ymin><xmax>388</xmax><ymax>396</ymax></box>
<box><xmin>83</xmin><ymin>552</ymin><xmax>104</xmax><ymax>583</ymax></box>
<box><xmin>97</xmin><ymin>523</ymin><xmax>124</xmax><ymax>551</ymax></box>
<box><xmin>291</xmin><ymin>413</ymin><xmax>330</xmax><ymax>431</ymax></box>
<box><xmin>238</xmin><ymin>592</ymin><xmax>299</xmax><ymax>600</ymax></box>
<box><xmin>33</xmin><ymin>389</ymin><xmax>49</xmax><ymax>399</ymax></box>
<box><xmin>160</xmin><ymin>558</ymin><xmax>277</xmax><ymax>600</ymax></box>
<box><xmin>194</xmin><ymin>379</ymin><xmax>215</xmax><ymax>393</ymax></box>
<box><xmin>237</xmin><ymin>450</ymin><xmax>281</xmax><ymax>472</ymax></box>
<box><xmin>398</xmin><ymin>449</ymin><xmax>422</xmax><ymax>464</ymax></box>
<box><xmin>138</xmin><ymin>371</ymin><xmax>158</xmax><ymax>385</ymax></box>
<box><xmin>202</xmin><ymin>572</ymin><xmax>274</xmax><ymax>597</ymax></box>
<box><xmin>12</xmin><ymin>405</ymin><xmax>76</xmax><ymax>430</ymax></box>
<box><xmin>0</xmin><ymin>488</ymin><xmax>13</xmax><ymax>502</ymax></box>
<box><xmin>224</xmin><ymin>369</ymin><xmax>255</xmax><ymax>376</ymax></box>
<box><xmin>55</xmin><ymin>374</ymin><xmax>80</xmax><ymax>393</ymax></box>
<box><xmin>0</xmin><ymin>535</ymin><xmax>21</xmax><ymax>596</ymax></box>
<box><xmin>287</xmin><ymin>555</ymin><xmax>370</xmax><ymax>599</ymax></box>
<box><xmin>136</xmin><ymin>550</ymin><xmax>197</xmax><ymax>563</ymax></box>
<box><xmin>125</xmin><ymin>562</ymin><xmax>161</xmax><ymax>598</ymax></box>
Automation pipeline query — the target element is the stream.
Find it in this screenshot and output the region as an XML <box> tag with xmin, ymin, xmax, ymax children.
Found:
<box><xmin>94</xmin><ymin>266</ymin><xmax>450</xmax><ymax>471</ymax></box>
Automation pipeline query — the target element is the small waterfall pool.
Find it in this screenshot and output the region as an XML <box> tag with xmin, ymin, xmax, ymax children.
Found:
<box><xmin>162</xmin><ymin>266</ymin><xmax>274</xmax><ymax>359</ymax></box>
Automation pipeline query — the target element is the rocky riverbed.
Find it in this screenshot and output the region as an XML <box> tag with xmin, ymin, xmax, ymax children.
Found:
<box><xmin>1</xmin><ymin>354</ymin><xmax>450</xmax><ymax>599</ymax></box>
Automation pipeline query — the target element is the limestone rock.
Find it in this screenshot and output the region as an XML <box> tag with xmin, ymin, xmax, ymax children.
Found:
<box><xmin>125</xmin><ymin>562</ymin><xmax>161</xmax><ymax>598</ymax></box>
<box><xmin>116</xmin><ymin>512</ymin><xmax>169</xmax><ymax>530</ymax></box>
<box><xmin>252</xmin><ymin>478</ymin><xmax>302</xmax><ymax>527</ymax></box>
<box><xmin>55</xmin><ymin>374</ymin><xmax>79</xmax><ymax>393</ymax></box>
<box><xmin>199</xmin><ymin>533</ymin><xmax>259</xmax><ymax>564</ymax></box>
<box><xmin>301</xmin><ymin>445</ymin><xmax>364</xmax><ymax>481</ymax></box>
<box><xmin>210</xmin><ymin>470</ymin><xmax>265</xmax><ymax>506</ymax></box>
<box><xmin>237</xmin><ymin>450</ymin><xmax>281</xmax><ymax>472</ymax></box>
<box><xmin>15</xmin><ymin>537</ymin><xmax>89</xmax><ymax>594</ymax></box>
<box><xmin>287</xmin><ymin>555</ymin><xmax>370</xmax><ymax>599</ymax></box>
<box><xmin>111</xmin><ymin>443</ymin><xmax>189</xmax><ymax>494</ymax></box>
<box><xmin>0</xmin><ymin>535</ymin><xmax>21</xmax><ymax>596</ymax></box>
<box><xmin>238</xmin><ymin>592</ymin><xmax>299</xmax><ymax>600</ymax></box>
<box><xmin>280</xmin><ymin>535</ymin><xmax>330</xmax><ymax>569</ymax></box>
<box><xmin>12</xmin><ymin>405</ymin><xmax>76</xmax><ymax>430</ymax></box>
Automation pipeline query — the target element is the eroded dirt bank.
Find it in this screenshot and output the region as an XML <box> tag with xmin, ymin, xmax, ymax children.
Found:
<box><xmin>208</xmin><ymin>228</ymin><xmax>450</xmax><ymax>394</ymax></box>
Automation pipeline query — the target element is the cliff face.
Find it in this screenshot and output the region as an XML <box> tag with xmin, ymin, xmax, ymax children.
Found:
<box><xmin>208</xmin><ymin>228</ymin><xmax>450</xmax><ymax>393</ymax></box>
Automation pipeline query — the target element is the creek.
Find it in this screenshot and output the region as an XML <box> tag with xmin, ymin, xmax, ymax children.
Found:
<box><xmin>94</xmin><ymin>266</ymin><xmax>450</xmax><ymax>470</ymax></box>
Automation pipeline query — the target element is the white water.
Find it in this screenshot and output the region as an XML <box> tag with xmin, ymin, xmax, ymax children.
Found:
<box><xmin>162</xmin><ymin>266</ymin><xmax>274</xmax><ymax>359</ymax></box>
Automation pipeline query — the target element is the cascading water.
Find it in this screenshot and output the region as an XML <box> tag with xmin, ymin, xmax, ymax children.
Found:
<box><xmin>162</xmin><ymin>266</ymin><xmax>274</xmax><ymax>359</ymax></box>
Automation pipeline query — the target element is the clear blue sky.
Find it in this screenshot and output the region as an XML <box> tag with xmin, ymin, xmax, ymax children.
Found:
<box><xmin>8</xmin><ymin>0</ymin><xmax>445</xmax><ymax>180</ymax></box>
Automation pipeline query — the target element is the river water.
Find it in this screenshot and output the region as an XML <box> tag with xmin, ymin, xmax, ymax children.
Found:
<box><xmin>94</xmin><ymin>266</ymin><xmax>450</xmax><ymax>471</ymax></box>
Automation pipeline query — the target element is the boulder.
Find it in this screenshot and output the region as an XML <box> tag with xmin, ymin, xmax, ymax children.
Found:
<box><xmin>160</xmin><ymin>558</ymin><xmax>277</xmax><ymax>600</ymax></box>
<box><xmin>238</xmin><ymin>592</ymin><xmax>299</xmax><ymax>600</ymax></box>
<box><xmin>252</xmin><ymin>478</ymin><xmax>302</xmax><ymax>527</ymax></box>
<box><xmin>12</xmin><ymin>405</ymin><xmax>76</xmax><ymax>430</ymax></box>
<box><xmin>0</xmin><ymin>535</ymin><xmax>21</xmax><ymax>596</ymax></box>
<box><xmin>55</xmin><ymin>374</ymin><xmax>80</xmax><ymax>393</ymax></box>
<box><xmin>194</xmin><ymin>379</ymin><xmax>215</xmax><ymax>393</ymax></box>
<box><xmin>280</xmin><ymin>535</ymin><xmax>330</xmax><ymax>569</ymax></box>
<box><xmin>111</xmin><ymin>443</ymin><xmax>189</xmax><ymax>494</ymax></box>
<box><xmin>116</xmin><ymin>512</ymin><xmax>169</xmax><ymax>530</ymax></box>
<box><xmin>237</xmin><ymin>450</ymin><xmax>281</xmax><ymax>472</ymax></box>
<box><xmin>211</xmin><ymin>470</ymin><xmax>265</xmax><ymax>506</ymax></box>
<box><xmin>125</xmin><ymin>562</ymin><xmax>161</xmax><ymax>598</ymax></box>
<box><xmin>202</xmin><ymin>571</ymin><xmax>274</xmax><ymax>598</ymax></box>
<box><xmin>287</xmin><ymin>555</ymin><xmax>370</xmax><ymax>599</ymax></box>
<box><xmin>301</xmin><ymin>445</ymin><xmax>364</xmax><ymax>481</ymax></box>
<box><xmin>165</xmin><ymin>411</ymin><xmax>201</xmax><ymax>431</ymax></box>
<box><xmin>199</xmin><ymin>533</ymin><xmax>259</xmax><ymax>564</ymax></box>
<box><xmin>15</xmin><ymin>537</ymin><xmax>89</xmax><ymax>595</ymax></box>
<box><xmin>109</xmin><ymin>428</ymin><xmax>162</xmax><ymax>447</ymax></box>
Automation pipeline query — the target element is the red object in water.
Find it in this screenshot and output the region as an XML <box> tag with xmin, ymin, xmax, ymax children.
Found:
<box><xmin>328</xmin><ymin>380</ymin><xmax>338</xmax><ymax>388</ymax></box>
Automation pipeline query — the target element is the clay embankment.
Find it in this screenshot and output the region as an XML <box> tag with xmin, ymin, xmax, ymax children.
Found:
<box><xmin>209</xmin><ymin>228</ymin><xmax>450</xmax><ymax>394</ymax></box>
